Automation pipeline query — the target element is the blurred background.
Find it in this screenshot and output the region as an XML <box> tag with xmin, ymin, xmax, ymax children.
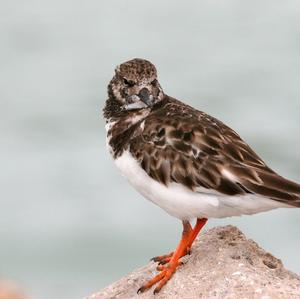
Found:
<box><xmin>1</xmin><ymin>1</ymin><xmax>300</xmax><ymax>298</ymax></box>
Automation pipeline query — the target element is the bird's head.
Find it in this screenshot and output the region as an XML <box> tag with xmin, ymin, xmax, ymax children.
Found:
<box><xmin>107</xmin><ymin>58</ymin><xmax>164</xmax><ymax>111</ymax></box>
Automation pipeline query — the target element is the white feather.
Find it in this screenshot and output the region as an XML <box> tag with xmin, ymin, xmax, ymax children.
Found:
<box><xmin>221</xmin><ymin>168</ymin><xmax>238</xmax><ymax>182</ymax></box>
<box><xmin>114</xmin><ymin>150</ymin><xmax>289</xmax><ymax>220</ymax></box>
<box><xmin>124</xmin><ymin>101</ymin><xmax>148</xmax><ymax>110</ymax></box>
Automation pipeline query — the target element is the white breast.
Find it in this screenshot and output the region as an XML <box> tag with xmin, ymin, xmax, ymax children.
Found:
<box><xmin>114</xmin><ymin>150</ymin><xmax>287</xmax><ymax>221</ymax></box>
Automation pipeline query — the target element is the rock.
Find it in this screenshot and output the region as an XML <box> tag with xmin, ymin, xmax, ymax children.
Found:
<box><xmin>0</xmin><ymin>281</ymin><xmax>27</xmax><ymax>299</ymax></box>
<box><xmin>86</xmin><ymin>225</ymin><xmax>300</xmax><ymax>299</ymax></box>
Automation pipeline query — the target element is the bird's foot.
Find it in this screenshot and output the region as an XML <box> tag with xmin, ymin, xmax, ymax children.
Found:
<box><xmin>151</xmin><ymin>252</ymin><xmax>173</xmax><ymax>265</ymax></box>
<box><xmin>138</xmin><ymin>261</ymin><xmax>180</xmax><ymax>294</ymax></box>
<box><xmin>138</xmin><ymin>219</ymin><xmax>207</xmax><ymax>294</ymax></box>
<box><xmin>156</xmin><ymin>260</ymin><xmax>184</xmax><ymax>272</ymax></box>
<box><xmin>151</xmin><ymin>247</ymin><xmax>191</xmax><ymax>265</ymax></box>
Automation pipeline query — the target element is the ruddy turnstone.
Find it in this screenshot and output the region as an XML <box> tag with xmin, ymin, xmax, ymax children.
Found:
<box><xmin>103</xmin><ymin>58</ymin><xmax>300</xmax><ymax>294</ymax></box>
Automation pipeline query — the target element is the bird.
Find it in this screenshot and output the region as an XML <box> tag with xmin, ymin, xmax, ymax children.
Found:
<box><xmin>103</xmin><ymin>58</ymin><xmax>300</xmax><ymax>294</ymax></box>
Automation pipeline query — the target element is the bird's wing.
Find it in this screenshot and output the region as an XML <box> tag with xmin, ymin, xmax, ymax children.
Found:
<box><xmin>129</xmin><ymin>97</ymin><xmax>300</xmax><ymax>207</ymax></box>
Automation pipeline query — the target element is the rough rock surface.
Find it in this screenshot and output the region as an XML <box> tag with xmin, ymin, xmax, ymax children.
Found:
<box><xmin>86</xmin><ymin>226</ymin><xmax>300</xmax><ymax>299</ymax></box>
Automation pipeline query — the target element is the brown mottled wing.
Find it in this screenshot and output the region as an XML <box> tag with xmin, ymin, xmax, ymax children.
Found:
<box><xmin>129</xmin><ymin>97</ymin><xmax>300</xmax><ymax>207</ymax></box>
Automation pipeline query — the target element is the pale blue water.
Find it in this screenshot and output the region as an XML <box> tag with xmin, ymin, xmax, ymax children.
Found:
<box><xmin>0</xmin><ymin>1</ymin><xmax>300</xmax><ymax>299</ymax></box>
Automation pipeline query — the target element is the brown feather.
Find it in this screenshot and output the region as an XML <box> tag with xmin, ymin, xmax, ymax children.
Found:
<box><xmin>108</xmin><ymin>95</ymin><xmax>300</xmax><ymax>208</ymax></box>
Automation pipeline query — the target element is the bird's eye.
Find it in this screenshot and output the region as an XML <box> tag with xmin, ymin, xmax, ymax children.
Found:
<box><xmin>151</xmin><ymin>79</ymin><xmax>157</xmax><ymax>86</ymax></box>
<box><xmin>123</xmin><ymin>78</ymin><xmax>135</xmax><ymax>87</ymax></box>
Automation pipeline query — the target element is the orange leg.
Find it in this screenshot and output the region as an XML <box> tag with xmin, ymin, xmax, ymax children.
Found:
<box><xmin>151</xmin><ymin>222</ymin><xmax>192</xmax><ymax>265</ymax></box>
<box><xmin>139</xmin><ymin>218</ymin><xmax>207</xmax><ymax>294</ymax></box>
<box><xmin>138</xmin><ymin>220</ymin><xmax>192</xmax><ymax>294</ymax></box>
<box><xmin>151</xmin><ymin>218</ymin><xmax>207</xmax><ymax>266</ymax></box>
<box><xmin>187</xmin><ymin>218</ymin><xmax>208</xmax><ymax>251</ymax></box>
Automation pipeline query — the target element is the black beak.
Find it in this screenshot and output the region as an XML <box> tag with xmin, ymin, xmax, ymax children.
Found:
<box><xmin>138</xmin><ymin>88</ymin><xmax>152</xmax><ymax>107</ymax></box>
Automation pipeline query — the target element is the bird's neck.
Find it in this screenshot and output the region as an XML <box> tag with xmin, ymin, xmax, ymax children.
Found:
<box><xmin>104</xmin><ymin>96</ymin><xmax>152</xmax><ymax>157</ymax></box>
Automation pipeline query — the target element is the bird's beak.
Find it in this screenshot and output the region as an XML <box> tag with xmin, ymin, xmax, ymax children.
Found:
<box><xmin>138</xmin><ymin>88</ymin><xmax>153</xmax><ymax>107</ymax></box>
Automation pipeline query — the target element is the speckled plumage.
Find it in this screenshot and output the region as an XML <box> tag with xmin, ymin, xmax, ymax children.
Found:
<box><xmin>104</xmin><ymin>58</ymin><xmax>300</xmax><ymax>211</ymax></box>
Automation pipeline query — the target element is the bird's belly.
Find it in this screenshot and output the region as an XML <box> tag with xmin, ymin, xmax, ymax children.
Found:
<box><xmin>114</xmin><ymin>151</ymin><xmax>285</xmax><ymax>220</ymax></box>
